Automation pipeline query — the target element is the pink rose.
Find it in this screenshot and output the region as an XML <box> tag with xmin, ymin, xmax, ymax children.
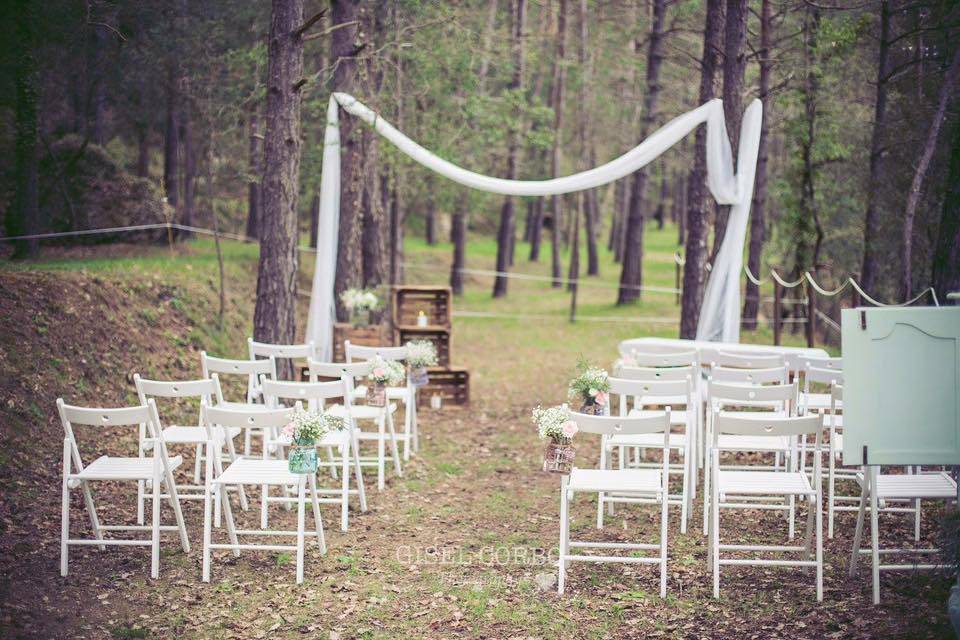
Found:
<box><xmin>594</xmin><ymin>391</ymin><xmax>607</xmax><ymax>406</ymax></box>
<box><xmin>561</xmin><ymin>420</ymin><xmax>579</xmax><ymax>438</ymax></box>
<box><xmin>372</xmin><ymin>367</ymin><xmax>386</xmax><ymax>378</ymax></box>
<box><xmin>282</xmin><ymin>423</ymin><xmax>296</xmax><ymax>439</ymax></box>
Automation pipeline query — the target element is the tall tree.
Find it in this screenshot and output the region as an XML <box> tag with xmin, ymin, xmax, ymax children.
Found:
<box><xmin>932</xmin><ymin>118</ymin><xmax>960</xmax><ymax>302</ymax></box>
<box><xmin>577</xmin><ymin>0</ymin><xmax>599</xmax><ymax>277</ymax></box>
<box><xmin>492</xmin><ymin>0</ymin><xmax>527</xmax><ymax>297</ymax></box>
<box><xmin>617</xmin><ymin>0</ymin><xmax>666</xmax><ymax>305</ymax></box>
<box><xmin>712</xmin><ymin>0</ymin><xmax>748</xmax><ymax>260</ymax></box>
<box><xmin>860</xmin><ymin>0</ymin><xmax>892</xmax><ymax>296</ymax></box>
<box><xmin>163</xmin><ymin>72</ymin><xmax>180</xmax><ymax>211</ymax></box>
<box><xmin>547</xmin><ymin>0</ymin><xmax>567</xmax><ymax>287</ymax></box>
<box><xmin>253</xmin><ymin>0</ymin><xmax>305</xmax><ymax>373</ymax></box>
<box><xmin>8</xmin><ymin>0</ymin><xmax>40</xmax><ymax>259</ymax></box>
<box><xmin>246</xmin><ymin>108</ymin><xmax>262</xmax><ymax>240</ymax></box>
<box><xmin>901</xmin><ymin>46</ymin><xmax>960</xmax><ymax>298</ymax></box>
<box><xmin>679</xmin><ymin>0</ymin><xmax>724</xmax><ymax>338</ymax></box>
<box><xmin>742</xmin><ymin>0</ymin><xmax>772</xmax><ymax>329</ymax></box>
<box><xmin>332</xmin><ymin>0</ymin><xmax>364</xmax><ymax>320</ymax></box>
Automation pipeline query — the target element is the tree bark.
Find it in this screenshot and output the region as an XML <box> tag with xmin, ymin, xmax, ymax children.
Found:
<box><xmin>547</xmin><ymin>0</ymin><xmax>567</xmax><ymax>287</ymax></box>
<box><xmin>253</xmin><ymin>0</ymin><xmax>305</xmax><ymax>371</ymax></box>
<box><xmin>617</xmin><ymin>0</ymin><xmax>666</xmax><ymax>305</ymax></box>
<box><xmin>742</xmin><ymin>0</ymin><xmax>772</xmax><ymax>329</ymax></box>
<box><xmin>8</xmin><ymin>0</ymin><xmax>40</xmax><ymax>259</ymax></box>
<box><xmin>451</xmin><ymin>193</ymin><xmax>468</xmax><ymax>295</ymax></box>
<box><xmin>163</xmin><ymin>72</ymin><xmax>180</xmax><ymax>210</ymax></box>
<box><xmin>309</xmin><ymin>193</ymin><xmax>320</xmax><ymax>249</ymax></box>
<box><xmin>246</xmin><ymin>109</ymin><xmax>262</xmax><ymax>240</ymax></box>
<box><xmin>712</xmin><ymin>0</ymin><xmax>747</xmax><ymax>261</ymax></box>
<box><xmin>577</xmin><ymin>0</ymin><xmax>599</xmax><ymax>277</ymax></box>
<box><xmin>180</xmin><ymin>92</ymin><xmax>196</xmax><ymax>233</ymax></box>
<box><xmin>136</xmin><ymin>127</ymin><xmax>150</xmax><ymax>178</ymax></box>
<box><xmin>331</xmin><ymin>0</ymin><xmax>363</xmax><ymax>321</ymax></box>
<box><xmin>796</xmin><ymin>6</ymin><xmax>821</xmax><ymax>275</ymax></box>
<box><xmin>932</xmin><ymin>118</ymin><xmax>960</xmax><ymax>302</ymax></box>
<box><xmin>901</xmin><ymin>46</ymin><xmax>960</xmax><ymax>299</ymax></box>
<box><xmin>492</xmin><ymin>0</ymin><xmax>526</xmax><ymax>298</ymax></box>
<box><xmin>679</xmin><ymin>0</ymin><xmax>723</xmax><ymax>338</ymax></box>
<box><xmin>860</xmin><ymin>0</ymin><xmax>892</xmax><ymax>296</ymax></box>
<box><xmin>425</xmin><ymin>189</ymin><xmax>437</xmax><ymax>244</ymax></box>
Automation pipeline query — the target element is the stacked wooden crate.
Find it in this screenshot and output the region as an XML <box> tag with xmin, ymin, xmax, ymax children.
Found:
<box><xmin>392</xmin><ymin>285</ymin><xmax>469</xmax><ymax>407</ymax></box>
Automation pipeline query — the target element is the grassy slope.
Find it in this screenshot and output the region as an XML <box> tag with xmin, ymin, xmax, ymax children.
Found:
<box><xmin>0</xmin><ymin>226</ymin><xmax>942</xmax><ymax>640</ymax></box>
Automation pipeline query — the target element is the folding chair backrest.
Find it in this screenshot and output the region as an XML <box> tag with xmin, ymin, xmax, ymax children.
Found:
<box><xmin>616</xmin><ymin>365</ymin><xmax>694</xmax><ymax>382</ymax></box>
<box><xmin>627</xmin><ymin>350</ymin><xmax>698</xmax><ymax>368</ymax></box>
<box><xmin>617</xmin><ymin>341</ymin><xmax>692</xmax><ymax>357</ymax></box>
<box><xmin>572</xmin><ymin>410</ymin><xmax>671</xmax><ymax>437</ymax></box>
<box><xmin>248</xmin><ymin>338</ymin><xmax>316</xmax><ymax>361</ymax></box>
<box><xmin>609</xmin><ymin>376</ymin><xmax>692</xmax><ymax>417</ymax></box>
<box><xmin>711</xmin><ymin>351</ymin><xmax>784</xmax><ymax>369</ymax></box>
<box><xmin>57</xmin><ymin>398</ymin><xmax>164</xmax><ymax>471</ymax></box>
<box><xmin>709</xmin><ymin>365</ymin><xmax>787</xmax><ymax>385</ymax></box>
<box><xmin>714</xmin><ymin>413</ymin><xmax>822</xmax><ymax>438</ymax></box>
<box><xmin>135</xmin><ymin>374</ymin><xmax>220</xmax><ymax>433</ymax></box>
<box><xmin>708</xmin><ymin>380</ymin><xmax>797</xmax><ymax>414</ymax></box>
<box><xmin>804</xmin><ymin>366</ymin><xmax>844</xmax><ymax>388</ymax></box>
<box><xmin>306</xmin><ymin>359</ymin><xmax>371</xmax><ymax>382</ymax></box>
<box><xmin>802</xmin><ymin>355</ymin><xmax>842</xmax><ymax>371</ymax></box>
<box><xmin>200</xmin><ymin>352</ymin><xmax>276</xmax><ymax>403</ymax></box>
<box><xmin>202</xmin><ymin>405</ymin><xmax>294</xmax><ymax>432</ymax></box>
<box><xmin>262</xmin><ymin>378</ymin><xmax>350</xmax><ymax>412</ymax></box>
<box><xmin>344</xmin><ymin>341</ymin><xmax>408</xmax><ymax>363</ymax></box>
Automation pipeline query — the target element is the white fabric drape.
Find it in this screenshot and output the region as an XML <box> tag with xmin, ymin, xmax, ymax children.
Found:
<box><xmin>307</xmin><ymin>93</ymin><xmax>763</xmax><ymax>358</ymax></box>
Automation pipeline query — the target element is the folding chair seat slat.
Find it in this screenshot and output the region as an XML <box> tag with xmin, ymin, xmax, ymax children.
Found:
<box><xmin>75</xmin><ymin>455</ymin><xmax>184</xmax><ymax>480</ymax></box>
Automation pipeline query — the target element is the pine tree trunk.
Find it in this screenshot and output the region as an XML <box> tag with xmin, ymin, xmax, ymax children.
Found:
<box><xmin>567</xmin><ymin>195</ymin><xmax>581</xmax><ymax>294</ymax></box>
<box><xmin>617</xmin><ymin>0</ymin><xmax>666</xmax><ymax>305</ymax></box>
<box><xmin>493</xmin><ymin>0</ymin><xmax>526</xmax><ymax>298</ymax></box>
<box><xmin>932</xmin><ymin>118</ymin><xmax>960</xmax><ymax>302</ymax></box>
<box><xmin>163</xmin><ymin>73</ymin><xmax>180</xmax><ymax>210</ymax></box>
<box><xmin>860</xmin><ymin>0</ymin><xmax>891</xmax><ymax>296</ymax></box>
<box><xmin>679</xmin><ymin>0</ymin><xmax>723</xmax><ymax>338</ymax></box>
<box><xmin>529</xmin><ymin>195</ymin><xmax>544</xmax><ymax>260</ymax></box>
<box><xmin>713</xmin><ymin>0</ymin><xmax>748</xmax><ymax>260</ymax></box>
<box><xmin>180</xmin><ymin>96</ymin><xmax>196</xmax><ymax>233</ymax></box>
<box><xmin>246</xmin><ymin>109</ymin><xmax>262</xmax><ymax>240</ymax></box>
<box><xmin>136</xmin><ymin>127</ymin><xmax>150</xmax><ymax>178</ymax></box>
<box><xmin>425</xmin><ymin>191</ymin><xmax>437</xmax><ymax>245</ymax></box>
<box><xmin>451</xmin><ymin>193</ymin><xmax>468</xmax><ymax>295</ymax></box>
<box><xmin>309</xmin><ymin>193</ymin><xmax>320</xmax><ymax>249</ymax></box>
<box><xmin>901</xmin><ymin>47</ymin><xmax>960</xmax><ymax>299</ymax></box>
<box><xmin>742</xmin><ymin>0</ymin><xmax>772</xmax><ymax>329</ymax></box>
<box><xmin>253</xmin><ymin>0</ymin><xmax>305</xmax><ymax>373</ymax></box>
<box><xmin>332</xmin><ymin>0</ymin><xmax>363</xmax><ymax>321</ymax></box>
<box><xmin>548</xmin><ymin>0</ymin><xmax>567</xmax><ymax>287</ymax></box>
<box><xmin>9</xmin><ymin>0</ymin><xmax>40</xmax><ymax>259</ymax></box>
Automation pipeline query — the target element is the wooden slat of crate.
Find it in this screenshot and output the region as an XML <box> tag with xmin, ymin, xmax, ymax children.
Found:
<box><xmin>393</xmin><ymin>286</ymin><xmax>452</xmax><ymax>328</ymax></box>
<box><xmin>332</xmin><ymin>323</ymin><xmax>391</xmax><ymax>362</ymax></box>
<box><xmin>416</xmin><ymin>368</ymin><xmax>469</xmax><ymax>407</ymax></box>
<box><xmin>396</xmin><ymin>326</ymin><xmax>450</xmax><ymax>368</ymax></box>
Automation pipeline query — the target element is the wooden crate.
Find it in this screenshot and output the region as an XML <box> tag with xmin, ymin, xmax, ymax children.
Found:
<box><xmin>332</xmin><ymin>322</ymin><xmax>391</xmax><ymax>362</ymax></box>
<box><xmin>393</xmin><ymin>286</ymin><xmax>452</xmax><ymax>329</ymax></box>
<box><xmin>416</xmin><ymin>368</ymin><xmax>469</xmax><ymax>407</ymax></box>
<box><xmin>396</xmin><ymin>326</ymin><xmax>450</xmax><ymax>367</ymax></box>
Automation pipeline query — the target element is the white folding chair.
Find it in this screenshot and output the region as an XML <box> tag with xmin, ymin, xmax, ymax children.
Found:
<box><xmin>799</xmin><ymin>363</ymin><xmax>843</xmax><ymax>416</ymax></box>
<box><xmin>59</xmin><ymin>399</ymin><xmax>190</xmax><ymax>579</ymax></box>
<box><xmin>624</xmin><ymin>349</ymin><xmax>699</xmax><ymax>368</ymax></box>
<box><xmin>711</xmin><ymin>351</ymin><xmax>785</xmax><ymax>370</ymax></box>
<box><xmin>709</xmin><ymin>365</ymin><xmax>787</xmax><ymax>386</ymax></box>
<box><xmin>708</xmin><ymin>413</ymin><xmax>824</xmax><ymax>601</ymax></box>
<box><xmin>703</xmin><ymin>381</ymin><xmax>798</xmax><ymax>536</ymax></box>
<box><xmin>262</xmin><ymin>376</ymin><xmax>367</xmax><ymax>531</ymax></box>
<box><xmin>600</xmin><ymin>376</ymin><xmax>694</xmax><ymax>533</ymax></box>
<box><xmin>310</xmin><ymin>358</ymin><xmax>402</xmax><ymax>491</ymax></box>
<box><xmin>201</xmin><ymin>352</ymin><xmax>276</xmax><ymax>455</ymax></box>
<box><xmin>616</xmin><ymin>340</ymin><xmax>694</xmax><ymax>358</ymax></box>
<box><xmin>558</xmin><ymin>410</ymin><xmax>671</xmax><ymax>597</ymax></box>
<box><xmin>201</xmin><ymin>405</ymin><xmax>325</xmax><ymax>585</ymax></box>
<box><xmin>849</xmin><ymin>465</ymin><xmax>957</xmax><ymax>604</ymax></box>
<box><xmin>825</xmin><ymin>384</ymin><xmax>857</xmax><ymax>538</ymax></box>
<box><xmin>344</xmin><ymin>341</ymin><xmax>418</xmax><ymax>461</ymax></box>
<box><xmin>135</xmin><ymin>374</ymin><xmax>248</xmax><ymax>523</ymax></box>
<box><xmin>248</xmin><ymin>338</ymin><xmax>316</xmax><ymax>380</ymax></box>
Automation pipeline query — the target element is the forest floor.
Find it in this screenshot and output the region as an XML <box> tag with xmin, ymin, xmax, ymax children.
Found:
<box><xmin>0</xmin><ymin>227</ymin><xmax>953</xmax><ymax>639</ymax></box>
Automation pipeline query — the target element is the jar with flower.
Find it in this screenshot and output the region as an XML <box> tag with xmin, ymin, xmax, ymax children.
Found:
<box><xmin>533</xmin><ymin>405</ymin><xmax>579</xmax><ymax>474</ymax></box>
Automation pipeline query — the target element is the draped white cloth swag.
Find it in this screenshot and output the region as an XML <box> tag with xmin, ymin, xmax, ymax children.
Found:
<box><xmin>306</xmin><ymin>92</ymin><xmax>763</xmax><ymax>359</ymax></box>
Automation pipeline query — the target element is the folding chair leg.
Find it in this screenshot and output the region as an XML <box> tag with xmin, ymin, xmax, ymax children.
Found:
<box><xmin>849</xmin><ymin>471</ymin><xmax>868</xmax><ymax>577</ymax></box>
<box><xmin>816</xmin><ymin>488</ymin><xmax>824</xmax><ymax>602</ymax></box>
<box><xmin>193</xmin><ymin>443</ymin><xmax>203</xmax><ymax>485</ymax></box>
<box><xmin>557</xmin><ymin>482</ymin><xmax>570</xmax><ymax>595</ymax></box>
<box><xmin>597</xmin><ymin>443</ymin><xmax>607</xmax><ymax>530</ymax></box>
<box><xmin>711</xmin><ymin>456</ymin><xmax>720</xmax><ymax>599</ymax></box>
<box><xmin>828</xmin><ymin>451</ymin><xmax>836</xmax><ymax>539</ymax></box>
<box><xmin>659</xmin><ymin>488</ymin><xmax>668</xmax><ymax>598</ymax></box>
<box><xmin>403</xmin><ymin>399</ymin><xmax>411</xmax><ymax>462</ymax></box>
<box><xmin>80</xmin><ymin>480</ymin><xmax>106</xmax><ymax>551</ymax></box>
<box><xmin>164</xmin><ymin>470</ymin><xmax>191</xmax><ymax>554</ymax></box>
<box><xmin>151</xmin><ymin>466</ymin><xmax>161</xmax><ymax>579</ymax></box>
<box><xmin>308</xmin><ymin>474</ymin><xmax>326</xmax><ymax>553</ymax></box>
<box><xmin>261</xmin><ymin>484</ymin><xmax>269</xmax><ymax>529</ymax></box>
<box><xmin>386</xmin><ymin>410</ymin><xmax>403</xmax><ymax>477</ymax></box>
<box><xmin>296</xmin><ymin>481</ymin><xmax>306</xmax><ymax>585</ymax></box>
<box><xmin>202</xmin><ymin>443</ymin><xmax>214</xmax><ymax>583</ymax></box>
<box><xmin>220</xmin><ymin>484</ymin><xmax>240</xmax><ymax>557</ymax></box>
<box><xmin>222</xmin><ymin>436</ymin><xmax>249</xmax><ymax>511</ymax></box>
<box><xmin>340</xmin><ymin>445</ymin><xmax>350</xmax><ymax>531</ymax></box>
<box><xmin>350</xmin><ymin>428</ymin><xmax>368</xmax><ymax>511</ymax></box>
<box><xmin>411</xmin><ymin>396</ymin><xmax>420</xmax><ymax>452</ymax></box>
<box><xmin>327</xmin><ymin>446</ymin><xmax>338</xmax><ymax>479</ymax></box>
<box><xmin>913</xmin><ymin>499</ymin><xmax>921</xmax><ymax>543</ymax></box>
<box><xmin>869</xmin><ymin>470</ymin><xmax>881</xmax><ymax>605</ymax></box>
<box><xmin>788</xmin><ymin>495</ymin><xmax>796</xmax><ymax>540</ymax></box>
<box><xmin>679</xmin><ymin>450</ymin><xmax>690</xmax><ymax>535</ymax></box>
<box><xmin>377</xmin><ymin>416</ymin><xmax>386</xmax><ymax>491</ymax></box>
<box><xmin>137</xmin><ymin>479</ymin><xmax>145</xmax><ymax>526</ymax></box>
<box><xmin>803</xmin><ymin>493</ymin><xmax>815</xmax><ymax>559</ymax></box>
<box><xmin>60</xmin><ymin>440</ymin><xmax>71</xmax><ymax>577</ymax></box>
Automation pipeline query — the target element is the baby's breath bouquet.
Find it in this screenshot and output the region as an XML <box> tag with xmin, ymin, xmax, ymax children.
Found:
<box><xmin>282</xmin><ymin>406</ymin><xmax>346</xmax><ymax>474</ymax></box>
<box><xmin>366</xmin><ymin>356</ymin><xmax>406</xmax><ymax>406</ymax></box>
<box><xmin>533</xmin><ymin>405</ymin><xmax>579</xmax><ymax>474</ymax></box>
<box><xmin>340</xmin><ymin>288</ymin><xmax>381</xmax><ymax>327</ymax></box>
<box><xmin>406</xmin><ymin>340</ymin><xmax>438</xmax><ymax>386</ymax></box>
<box><xmin>568</xmin><ymin>360</ymin><xmax>610</xmax><ymax>415</ymax></box>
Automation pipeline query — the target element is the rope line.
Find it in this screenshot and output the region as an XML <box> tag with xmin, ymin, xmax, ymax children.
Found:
<box><xmin>0</xmin><ymin>222</ymin><xmax>940</xmax><ymax>307</ymax></box>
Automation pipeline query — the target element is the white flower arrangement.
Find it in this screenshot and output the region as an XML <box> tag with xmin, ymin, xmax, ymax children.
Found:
<box><xmin>367</xmin><ymin>355</ymin><xmax>406</xmax><ymax>386</ymax></box>
<box><xmin>532</xmin><ymin>404</ymin><xmax>579</xmax><ymax>444</ymax></box>
<box><xmin>281</xmin><ymin>405</ymin><xmax>346</xmax><ymax>445</ymax></box>
<box><xmin>405</xmin><ymin>340</ymin><xmax>438</xmax><ymax>368</ymax></box>
<box><xmin>340</xmin><ymin>288</ymin><xmax>381</xmax><ymax>312</ymax></box>
<box><xmin>568</xmin><ymin>362</ymin><xmax>610</xmax><ymax>406</ymax></box>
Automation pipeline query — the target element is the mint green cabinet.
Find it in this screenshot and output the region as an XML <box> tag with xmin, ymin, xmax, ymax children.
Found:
<box><xmin>840</xmin><ymin>307</ymin><xmax>960</xmax><ymax>465</ymax></box>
